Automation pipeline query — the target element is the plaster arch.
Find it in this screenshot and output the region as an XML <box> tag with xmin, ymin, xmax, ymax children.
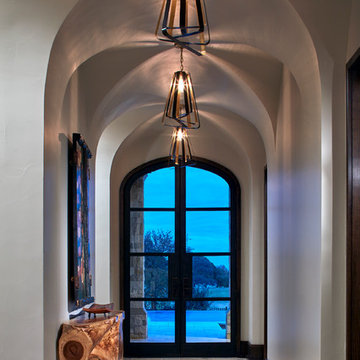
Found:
<box><xmin>89</xmin><ymin>47</ymin><xmax>278</xmax><ymax>150</ymax></box>
<box><xmin>88</xmin><ymin>40</ymin><xmax>277</xmax><ymax>307</ymax></box>
<box><xmin>108</xmin><ymin>107</ymin><xmax>266</xmax><ymax>343</ymax></box>
<box><xmin>94</xmin><ymin>86</ymin><xmax>271</xmax><ymax>302</ymax></box>
<box><xmin>45</xmin><ymin>0</ymin><xmax>322</xmax><ymax>145</ymax></box>
<box><xmin>43</xmin><ymin>0</ymin><xmax>327</xmax><ymax>359</ymax></box>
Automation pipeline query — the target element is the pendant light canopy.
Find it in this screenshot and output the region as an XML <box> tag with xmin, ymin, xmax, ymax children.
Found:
<box><xmin>169</xmin><ymin>126</ymin><xmax>193</xmax><ymax>166</ymax></box>
<box><xmin>162</xmin><ymin>47</ymin><xmax>200</xmax><ymax>129</ymax></box>
<box><xmin>156</xmin><ymin>0</ymin><xmax>210</xmax><ymax>55</ymax></box>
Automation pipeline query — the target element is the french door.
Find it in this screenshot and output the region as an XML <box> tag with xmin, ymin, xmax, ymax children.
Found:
<box><xmin>347</xmin><ymin>48</ymin><xmax>360</xmax><ymax>360</ymax></box>
<box><xmin>122</xmin><ymin>159</ymin><xmax>240</xmax><ymax>357</ymax></box>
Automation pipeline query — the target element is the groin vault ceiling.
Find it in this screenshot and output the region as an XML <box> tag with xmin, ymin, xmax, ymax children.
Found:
<box><xmin>48</xmin><ymin>0</ymin><xmax>319</xmax><ymax>158</ymax></box>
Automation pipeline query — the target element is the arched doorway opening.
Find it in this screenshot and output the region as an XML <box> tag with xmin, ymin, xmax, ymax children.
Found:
<box><xmin>120</xmin><ymin>158</ymin><xmax>241</xmax><ymax>357</ymax></box>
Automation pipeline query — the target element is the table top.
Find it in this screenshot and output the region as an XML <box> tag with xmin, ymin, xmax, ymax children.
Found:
<box><xmin>63</xmin><ymin>310</ymin><xmax>125</xmax><ymax>327</ymax></box>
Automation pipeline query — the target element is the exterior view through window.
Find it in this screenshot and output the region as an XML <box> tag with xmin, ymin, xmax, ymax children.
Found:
<box><xmin>123</xmin><ymin>161</ymin><xmax>239</xmax><ymax>357</ymax></box>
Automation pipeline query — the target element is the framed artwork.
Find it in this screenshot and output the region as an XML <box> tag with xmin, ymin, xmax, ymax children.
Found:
<box><xmin>68</xmin><ymin>133</ymin><xmax>94</xmax><ymax>312</ymax></box>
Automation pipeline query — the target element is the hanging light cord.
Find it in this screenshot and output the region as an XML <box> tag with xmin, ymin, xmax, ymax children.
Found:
<box><xmin>180</xmin><ymin>46</ymin><xmax>184</xmax><ymax>71</ymax></box>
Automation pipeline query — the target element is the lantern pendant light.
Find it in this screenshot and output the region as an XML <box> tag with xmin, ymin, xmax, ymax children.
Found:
<box><xmin>169</xmin><ymin>126</ymin><xmax>193</xmax><ymax>166</ymax></box>
<box><xmin>156</xmin><ymin>0</ymin><xmax>210</xmax><ymax>56</ymax></box>
<box><xmin>162</xmin><ymin>47</ymin><xmax>200</xmax><ymax>129</ymax></box>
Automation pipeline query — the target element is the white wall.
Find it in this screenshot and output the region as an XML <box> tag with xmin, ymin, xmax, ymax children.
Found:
<box><xmin>0</xmin><ymin>1</ymin><xmax>77</xmax><ymax>360</ymax></box>
<box><xmin>44</xmin><ymin>67</ymin><xmax>99</xmax><ymax>360</ymax></box>
<box><xmin>348</xmin><ymin>0</ymin><xmax>360</xmax><ymax>60</ymax></box>
<box><xmin>267</xmin><ymin>67</ymin><xmax>322</xmax><ymax>360</ymax></box>
<box><xmin>286</xmin><ymin>1</ymin><xmax>354</xmax><ymax>359</ymax></box>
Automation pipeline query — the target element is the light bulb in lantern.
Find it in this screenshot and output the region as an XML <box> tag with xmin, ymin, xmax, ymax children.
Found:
<box><xmin>169</xmin><ymin>127</ymin><xmax>193</xmax><ymax>166</ymax></box>
<box><xmin>178</xmin><ymin>75</ymin><xmax>185</xmax><ymax>93</ymax></box>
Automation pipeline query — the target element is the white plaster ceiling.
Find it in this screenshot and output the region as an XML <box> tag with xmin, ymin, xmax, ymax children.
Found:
<box><xmin>76</xmin><ymin>45</ymin><xmax>279</xmax><ymax>159</ymax></box>
<box><xmin>47</xmin><ymin>0</ymin><xmax>321</xmax><ymax>160</ymax></box>
<box><xmin>77</xmin><ymin>45</ymin><xmax>282</xmax><ymax>150</ymax></box>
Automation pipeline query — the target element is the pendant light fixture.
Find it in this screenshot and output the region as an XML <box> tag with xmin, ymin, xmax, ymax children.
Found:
<box><xmin>156</xmin><ymin>0</ymin><xmax>210</xmax><ymax>56</ymax></box>
<box><xmin>162</xmin><ymin>47</ymin><xmax>200</xmax><ymax>129</ymax></box>
<box><xmin>169</xmin><ymin>126</ymin><xmax>193</xmax><ymax>166</ymax></box>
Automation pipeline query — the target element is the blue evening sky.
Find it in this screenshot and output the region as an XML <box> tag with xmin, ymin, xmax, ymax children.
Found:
<box><xmin>140</xmin><ymin>167</ymin><xmax>230</xmax><ymax>267</ymax></box>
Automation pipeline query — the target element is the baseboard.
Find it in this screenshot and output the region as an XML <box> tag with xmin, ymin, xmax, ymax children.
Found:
<box><xmin>239</xmin><ymin>341</ymin><xmax>264</xmax><ymax>359</ymax></box>
<box><xmin>248</xmin><ymin>344</ymin><xmax>264</xmax><ymax>359</ymax></box>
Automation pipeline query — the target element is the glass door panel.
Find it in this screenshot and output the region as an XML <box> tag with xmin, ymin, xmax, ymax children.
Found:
<box><xmin>129</xmin><ymin>211</ymin><xmax>175</xmax><ymax>253</ymax></box>
<box><xmin>192</xmin><ymin>256</ymin><xmax>230</xmax><ymax>298</ymax></box>
<box><xmin>185</xmin><ymin>301</ymin><xmax>231</xmax><ymax>343</ymax></box>
<box><xmin>130</xmin><ymin>301</ymin><xmax>175</xmax><ymax>343</ymax></box>
<box><xmin>130</xmin><ymin>256</ymin><xmax>169</xmax><ymax>298</ymax></box>
<box><xmin>128</xmin><ymin>253</ymin><xmax>174</xmax><ymax>344</ymax></box>
<box><xmin>186</xmin><ymin>167</ymin><xmax>230</xmax><ymax>208</ymax></box>
<box><xmin>186</xmin><ymin>211</ymin><xmax>230</xmax><ymax>252</ymax></box>
<box><xmin>130</xmin><ymin>167</ymin><xmax>175</xmax><ymax>208</ymax></box>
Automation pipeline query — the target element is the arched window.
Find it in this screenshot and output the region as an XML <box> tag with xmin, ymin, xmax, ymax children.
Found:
<box><xmin>121</xmin><ymin>159</ymin><xmax>240</xmax><ymax>357</ymax></box>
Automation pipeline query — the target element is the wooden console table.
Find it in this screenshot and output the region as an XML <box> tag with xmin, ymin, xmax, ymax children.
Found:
<box><xmin>58</xmin><ymin>311</ymin><xmax>124</xmax><ymax>360</ymax></box>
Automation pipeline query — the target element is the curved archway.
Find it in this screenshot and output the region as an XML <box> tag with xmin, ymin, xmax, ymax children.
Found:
<box><xmin>43</xmin><ymin>1</ymin><xmax>330</xmax><ymax>359</ymax></box>
<box><xmin>109</xmin><ymin>108</ymin><xmax>266</xmax><ymax>345</ymax></box>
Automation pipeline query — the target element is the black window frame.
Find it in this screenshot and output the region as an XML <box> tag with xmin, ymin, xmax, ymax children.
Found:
<box><xmin>120</xmin><ymin>157</ymin><xmax>241</xmax><ymax>357</ymax></box>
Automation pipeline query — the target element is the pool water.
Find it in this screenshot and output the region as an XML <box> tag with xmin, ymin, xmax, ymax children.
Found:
<box><xmin>132</xmin><ymin>309</ymin><xmax>230</xmax><ymax>343</ymax></box>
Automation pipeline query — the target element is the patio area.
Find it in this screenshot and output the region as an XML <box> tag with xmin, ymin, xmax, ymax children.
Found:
<box><xmin>131</xmin><ymin>309</ymin><xmax>230</xmax><ymax>343</ymax></box>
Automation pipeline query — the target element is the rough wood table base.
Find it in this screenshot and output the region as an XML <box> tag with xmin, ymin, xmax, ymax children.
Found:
<box><xmin>59</xmin><ymin>311</ymin><xmax>124</xmax><ymax>360</ymax></box>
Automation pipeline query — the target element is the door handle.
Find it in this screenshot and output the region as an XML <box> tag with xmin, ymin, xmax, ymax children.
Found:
<box><xmin>183</xmin><ymin>277</ymin><xmax>191</xmax><ymax>298</ymax></box>
<box><xmin>171</xmin><ymin>277</ymin><xmax>180</xmax><ymax>298</ymax></box>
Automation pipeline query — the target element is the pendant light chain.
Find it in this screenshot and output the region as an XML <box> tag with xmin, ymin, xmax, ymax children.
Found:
<box><xmin>180</xmin><ymin>46</ymin><xmax>184</xmax><ymax>71</ymax></box>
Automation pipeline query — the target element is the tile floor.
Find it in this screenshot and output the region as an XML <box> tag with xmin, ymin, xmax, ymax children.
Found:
<box><xmin>125</xmin><ymin>358</ymin><xmax>247</xmax><ymax>360</ymax></box>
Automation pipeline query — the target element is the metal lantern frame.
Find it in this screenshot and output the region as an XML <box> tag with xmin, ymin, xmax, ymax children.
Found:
<box><xmin>156</xmin><ymin>0</ymin><xmax>210</xmax><ymax>56</ymax></box>
<box><xmin>162</xmin><ymin>69</ymin><xmax>200</xmax><ymax>129</ymax></box>
<box><xmin>162</xmin><ymin>47</ymin><xmax>200</xmax><ymax>129</ymax></box>
<box><xmin>169</xmin><ymin>126</ymin><xmax>193</xmax><ymax>166</ymax></box>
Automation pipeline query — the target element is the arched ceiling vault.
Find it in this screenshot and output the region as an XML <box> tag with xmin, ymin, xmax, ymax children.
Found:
<box><xmin>98</xmin><ymin>103</ymin><xmax>266</xmax><ymax>183</ymax></box>
<box><xmin>110</xmin><ymin>107</ymin><xmax>258</xmax><ymax>199</ymax></box>
<box><xmin>83</xmin><ymin>46</ymin><xmax>277</xmax><ymax>159</ymax></box>
<box><xmin>47</xmin><ymin>0</ymin><xmax>321</xmax><ymax>164</ymax></box>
